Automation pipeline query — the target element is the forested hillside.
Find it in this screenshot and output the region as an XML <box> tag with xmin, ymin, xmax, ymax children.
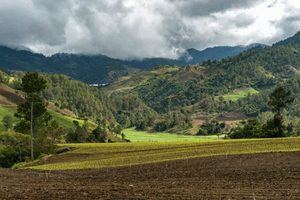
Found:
<box><xmin>179</xmin><ymin>43</ymin><xmax>266</xmax><ymax>64</ymax></box>
<box><xmin>106</xmin><ymin>31</ymin><xmax>300</xmax><ymax>118</ymax></box>
<box><xmin>0</xmin><ymin>43</ymin><xmax>261</xmax><ymax>83</ymax></box>
<box><xmin>0</xmin><ymin>71</ymin><xmax>156</xmax><ymax>129</ymax></box>
<box><xmin>0</xmin><ymin>31</ymin><xmax>299</xmax><ymax>134</ymax></box>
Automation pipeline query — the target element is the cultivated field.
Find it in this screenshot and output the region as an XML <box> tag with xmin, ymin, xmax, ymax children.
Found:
<box><xmin>1</xmin><ymin>152</ymin><xmax>299</xmax><ymax>199</ymax></box>
<box><xmin>25</xmin><ymin>137</ymin><xmax>300</xmax><ymax>170</ymax></box>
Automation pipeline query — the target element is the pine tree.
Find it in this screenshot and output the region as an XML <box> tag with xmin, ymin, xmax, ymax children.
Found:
<box><xmin>15</xmin><ymin>72</ymin><xmax>50</xmax><ymax>160</ymax></box>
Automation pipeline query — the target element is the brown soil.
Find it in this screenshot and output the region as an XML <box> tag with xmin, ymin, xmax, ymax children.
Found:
<box><xmin>47</xmin><ymin>102</ymin><xmax>77</xmax><ymax>118</ymax></box>
<box><xmin>0</xmin><ymin>84</ymin><xmax>24</xmax><ymax>105</ymax></box>
<box><xmin>0</xmin><ymin>152</ymin><xmax>299</xmax><ymax>200</ymax></box>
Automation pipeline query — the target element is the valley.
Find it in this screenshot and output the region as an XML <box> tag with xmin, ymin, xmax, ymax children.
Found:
<box><xmin>0</xmin><ymin>6</ymin><xmax>299</xmax><ymax>199</ymax></box>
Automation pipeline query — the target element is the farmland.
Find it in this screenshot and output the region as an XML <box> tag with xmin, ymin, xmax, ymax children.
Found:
<box><xmin>26</xmin><ymin>137</ymin><xmax>300</xmax><ymax>170</ymax></box>
<box><xmin>1</xmin><ymin>151</ymin><xmax>299</xmax><ymax>199</ymax></box>
<box><xmin>123</xmin><ymin>128</ymin><xmax>220</xmax><ymax>142</ymax></box>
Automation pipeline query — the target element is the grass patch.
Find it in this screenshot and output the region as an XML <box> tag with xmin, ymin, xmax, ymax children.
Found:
<box><xmin>0</xmin><ymin>105</ymin><xmax>95</xmax><ymax>130</ymax></box>
<box><xmin>27</xmin><ymin>137</ymin><xmax>300</xmax><ymax>170</ymax></box>
<box><xmin>123</xmin><ymin>128</ymin><xmax>219</xmax><ymax>142</ymax></box>
<box><xmin>48</xmin><ymin>110</ymin><xmax>96</xmax><ymax>130</ymax></box>
<box><xmin>222</xmin><ymin>88</ymin><xmax>259</xmax><ymax>102</ymax></box>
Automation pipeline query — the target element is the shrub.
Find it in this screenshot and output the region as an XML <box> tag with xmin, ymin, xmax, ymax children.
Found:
<box><xmin>197</xmin><ymin>120</ymin><xmax>226</xmax><ymax>135</ymax></box>
<box><xmin>0</xmin><ymin>131</ymin><xmax>30</xmax><ymax>167</ymax></box>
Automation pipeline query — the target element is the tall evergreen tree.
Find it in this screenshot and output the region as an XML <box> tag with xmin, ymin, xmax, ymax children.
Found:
<box><xmin>15</xmin><ymin>72</ymin><xmax>50</xmax><ymax>160</ymax></box>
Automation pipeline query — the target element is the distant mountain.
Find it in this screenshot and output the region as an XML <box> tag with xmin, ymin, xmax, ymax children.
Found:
<box><xmin>0</xmin><ymin>45</ymin><xmax>182</xmax><ymax>83</ymax></box>
<box><xmin>179</xmin><ymin>43</ymin><xmax>267</xmax><ymax>64</ymax></box>
<box><xmin>0</xmin><ymin>35</ymin><xmax>294</xmax><ymax>84</ymax></box>
<box><xmin>274</xmin><ymin>31</ymin><xmax>300</xmax><ymax>47</ymax></box>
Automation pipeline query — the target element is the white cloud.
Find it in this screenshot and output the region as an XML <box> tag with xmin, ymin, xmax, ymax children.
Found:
<box><xmin>0</xmin><ymin>0</ymin><xmax>299</xmax><ymax>59</ymax></box>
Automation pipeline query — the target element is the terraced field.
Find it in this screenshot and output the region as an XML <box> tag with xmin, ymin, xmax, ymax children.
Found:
<box><xmin>26</xmin><ymin>137</ymin><xmax>300</xmax><ymax>170</ymax></box>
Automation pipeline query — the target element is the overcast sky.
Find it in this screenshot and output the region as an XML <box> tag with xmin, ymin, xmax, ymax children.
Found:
<box><xmin>0</xmin><ymin>0</ymin><xmax>299</xmax><ymax>59</ymax></box>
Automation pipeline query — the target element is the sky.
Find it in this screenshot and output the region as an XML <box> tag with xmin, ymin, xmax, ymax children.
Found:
<box><xmin>0</xmin><ymin>0</ymin><xmax>299</xmax><ymax>59</ymax></box>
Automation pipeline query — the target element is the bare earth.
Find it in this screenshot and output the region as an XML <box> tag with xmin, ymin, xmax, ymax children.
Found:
<box><xmin>0</xmin><ymin>152</ymin><xmax>299</xmax><ymax>200</ymax></box>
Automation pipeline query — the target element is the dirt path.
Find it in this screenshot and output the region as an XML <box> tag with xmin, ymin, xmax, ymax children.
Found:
<box><xmin>0</xmin><ymin>152</ymin><xmax>299</xmax><ymax>199</ymax></box>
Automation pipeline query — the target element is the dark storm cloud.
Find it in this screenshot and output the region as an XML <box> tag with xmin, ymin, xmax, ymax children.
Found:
<box><xmin>271</xmin><ymin>14</ymin><xmax>300</xmax><ymax>43</ymax></box>
<box><xmin>0</xmin><ymin>0</ymin><xmax>299</xmax><ymax>59</ymax></box>
<box><xmin>0</xmin><ymin>1</ymin><xmax>67</xmax><ymax>44</ymax></box>
<box><xmin>170</xmin><ymin>0</ymin><xmax>260</xmax><ymax>17</ymax></box>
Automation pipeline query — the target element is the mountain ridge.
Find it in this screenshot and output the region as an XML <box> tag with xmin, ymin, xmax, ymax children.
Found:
<box><xmin>0</xmin><ymin>42</ymin><xmax>267</xmax><ymax>83</ymax></box>
<box><xmin>180</xmin><ymin>43</ymin><xmax>267</xmax><ymax>64</ymax></box>
<box><xmin>0</xmin><ymin>31</ymin><xmax>298</xmax><ymax>84</ymax></box>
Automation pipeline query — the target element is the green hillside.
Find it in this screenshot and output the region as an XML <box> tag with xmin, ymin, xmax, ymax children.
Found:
<box><xmin>0</xmin><ymin>105</ymin><xmax>93</xmax><ymax>131</ymax></box>
<box><xmin>1</xmin><ymin>32</ymin><xmax>299</xmax><ymax>134</ymax></box>
<box><xmin>105</xmin><ymin>32</ymin><xmax>300</xmax><ymax>117</ymax></box>
<box><xmin>5</xmin><ymin>72</ymin><xmax>156</xmax><ymax>130</ymax></box>
<box><xmin>0</xmin><ymin>80</ymin><xmax>96</xmax><ymax>131</ymax></box>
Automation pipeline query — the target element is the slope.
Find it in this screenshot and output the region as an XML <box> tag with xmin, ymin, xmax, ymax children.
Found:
<box><xmin>105</xmin><ymin>31</ymin><xmax>300</xmax><ymax>116</ymax></box>
<box><xmin>180</xmin><ymin>43</ymin><xmax>266</xmax><ymax>64</ymax></box>
<box><xmin>0</xmin><ymin>82</ymin><xmax>93</xmax><ymax>131</ymax></box>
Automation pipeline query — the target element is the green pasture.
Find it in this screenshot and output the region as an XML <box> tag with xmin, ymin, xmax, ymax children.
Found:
<box><xmin>123</xmin><ymin>128</ymin><xmax>221</xmax><ymax>142</ymax></box>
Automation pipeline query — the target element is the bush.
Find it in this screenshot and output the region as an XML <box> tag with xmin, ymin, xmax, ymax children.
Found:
<box><xmin>197</xmin><ymin>120</ymin><xmax>226</xmax><ymax>135</ymax></box>
<box><xmin>2</xmin><ymin>115</ymin><xmax>13</xmax><ymax>131</ymax></box>
<box><xmin>229</xmin><ymin>117</ymin><xmax>299</xmax><ymax>139</ymax></box>
<box><xmin>0</xmin><ymin>145</ymin><xmax>19</xmax><ymax>167</ymax></box>
<box><xmin>229</xmin><ymin>119</ymin><xmax>262</xmax><ymax>139</ymax></box>
<box><xmin>0</xmin><ymin>131</ymin><xmax>30</xmax><ymax>167</ymax></box>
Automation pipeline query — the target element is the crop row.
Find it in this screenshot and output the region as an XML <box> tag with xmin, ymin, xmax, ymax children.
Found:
<box><xmin>29</xmin><ymin>137</ymin><xmax>300</xmax><ymax>170</ymax></box>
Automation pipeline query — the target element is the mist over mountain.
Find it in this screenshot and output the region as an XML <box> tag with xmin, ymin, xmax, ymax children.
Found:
<box><xmin>0</xmin><ymin>42</ymin><xmax>267</xmax><ymax>83</ymax></box>
<box><xmin>179</xmin><ymin>43</ymin><xmax>267</xmax><ymax>64</ymax></box>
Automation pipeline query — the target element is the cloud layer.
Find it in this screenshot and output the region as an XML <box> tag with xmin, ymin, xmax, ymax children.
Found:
<box><xmin>0</xmin><ymin>0</ymin><xmax>299</xmax><ymax>59</ymax></box>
